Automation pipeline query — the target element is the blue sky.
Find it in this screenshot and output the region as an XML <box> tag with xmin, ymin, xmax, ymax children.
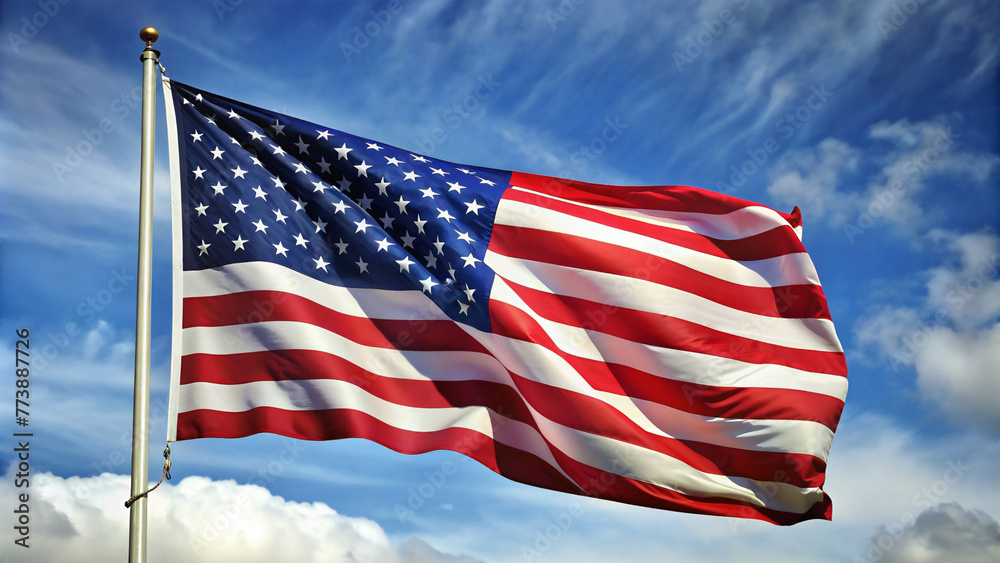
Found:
<box><xmin>1</xmin><ymin>0</ymin><xmax>998</xmax><ymax>561</ymax></box>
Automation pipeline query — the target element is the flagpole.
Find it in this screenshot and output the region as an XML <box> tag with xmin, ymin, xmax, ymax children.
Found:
<box><xmin>129</xmin><ymin>26</ymin><xmax>159</xmax><ymax>563</ymax></box>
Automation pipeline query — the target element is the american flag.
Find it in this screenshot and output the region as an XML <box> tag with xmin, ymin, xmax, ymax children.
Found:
<box><xmin>163</xmin><ymin>78</ymin><xmax>847</xmax><ymax>525</ymax></box>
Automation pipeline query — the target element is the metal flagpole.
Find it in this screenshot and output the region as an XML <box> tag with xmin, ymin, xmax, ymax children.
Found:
<box><xmin>129</xmin><ymin>26</ymin><xmax>159</xmax><ymax>563</ymax></box>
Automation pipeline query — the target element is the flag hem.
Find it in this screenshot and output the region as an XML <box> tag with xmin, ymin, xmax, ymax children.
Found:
<box><xmin>162</xmin><ymin>76</ymin><xmax>184</xmax><ymax>443</ymax></box>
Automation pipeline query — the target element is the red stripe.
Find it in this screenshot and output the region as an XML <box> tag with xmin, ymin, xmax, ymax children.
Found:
<box><xmin>176</xmin><ymin>406</ymin><xmax>829</xmax><ymax>524</ymax></box>
<box><xmin>504</xmin><ymin>187</ymin><xmax>805</xmax><ymax>262</ymax></box>
<box><xmin>180</xmin><ymin>347</ymin><xmax>826</xmax><ymax>488</ymax></box>
<box><xmin>490</xmin><ymin>224</ymin><xmax>832</xmax><ymax>321</ymax></box>
<box><xmin>183</xmin><ymin>291</ymin><xmax>487</xmax><ymax>352</ymax></box>
<box><xmin>494</xmin><ymin>279</ymin><xmax>847</xmax><ymax>377</ymax></box>
<box><xmin>511</xmin><ymin>171</ymin><xmax>798</xmax><ymax>223</ymax></box>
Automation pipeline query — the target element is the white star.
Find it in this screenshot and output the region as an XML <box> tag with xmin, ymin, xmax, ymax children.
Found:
<box><xmin>314</xmin><ymin>218</ymin><xmax>328</xmax><ymax>233</ymax></box>
<box><xmin>432</xmin><ymin>237</ymin><xmax>446</xmax><ymax>255</ymax></box>
<box><xmin>232</xmin><ymin>166</ymin><xmax>247</xmax><ymax>179</ymax></box>
<box><xmin>400</xmin><ymin>233</ymin><xmax>416</xmax><ymax>248</ymax></box>
<box><xmin>312</xmin><ymin>180</ymin><xmax>329</xmax><ymax>194</ymax></box>
<box><xmin>273</xmin><ymin>209</ymin><xmax>288</xmax><ymax>223</ymax></box>
<box><xmin>294</xmin><ymin>136</ymin><xmax>310</xmax><ymax>154</ymax></box>
<box><xmin>249</xmin><ymin>130</ymin><xmax>265</xmax><ymax>141</ymax></box>
<box><xmin>354</xmin><ymin>218</ymin><xmax>372</xmax><ymax>233</ymax></box>
<box><xmin>478</xmin><ymin>177</ymin><xmax>497</xmax><ymax>186</ymax></box>
<box><xmin>403</xmin><ymin>170</ymin><xmax>420</xmax><ymax>182</ymax></box>
<box><xmin>437</xmin><ymin>208</ymin><xmax>455</xmax><ymax>223</ymax></box>
<box><xmin>424</xmin><ymin>251</ymin><xmax>438</xmax><ymax>269</ymax></box>
<box><xmin>358</xmin><ymin>194</ymin><xmax>373</xmax><ymax>210</ymax></box>
<box><xmin>211</xmin><ymin>182</ymin><xmax>227</xmax><ymax>195</ymax></box>
<box><xmin>317</xmin><ymin>130</ymin><xmax>332</xmax><ymax>141</ymax></box>
<box><xmin>317</xmin><ymin>157</ymin><xmax>332</xmax><ymax>174</ymax></box>
<box><xmin>334</xmin><ymin>143</ymin><xmax>353</xmax><ymax>160</ymax></box>
<box><xmin>183</xmin><ymin>98</ymin><xmax>191</xmax><ymax>105</ymax></box>
<box><xmin>337</xmin><ymin>178</ymin><xmax>352</xmax><ymax>191</ymax></box>
<box><xmin>230</xmin><ymin>137</ymin><xmax>241</xmax><ymax>146</ymax></box>
<box><xmin>271</xmin><ymin>176</ymin><xmax>286</xmax><ymax>189</ymax></box>
<box><xmin>273</xmin><ymin>241</ymin><xmax>288</xmax><ymax>256</ymax></box>
<box><xmin>253</xmin><ymin>186</ymin><xmax>268</xmax><ymax>200</ymax></box>
<box><xmin>461</xmin><ymin>253</ymin><xmax>481</xmax><ymax>268</ymax></box>
<box><xmin>394</xmin><ymin>196</ymin><xmax>410</xmax><ymax>214</ymax></box>
<box><xmin>431</xmin><ymin>167</ymin><xmax>448</xmax><ymax>176</ymax></box>
<box><xmin>463</xmin><ymin>285</ymin><xmax>476</xmax><ymax>302</ymax></box>
<box><xmin>332</xmin><ymin>200</ymin><xmax>349</xmax><ymax>214</ymax></box>
<box><xmin>190</xmin><ymin>131</ymin><xmax>203</xmax><ymax>142</ymax></box>
<box><xmin>252</xmin><ymin>219</ymin><xmax>269</xmax><ymax>233</ymax></box>
<box><xmin>396</xmin><ymin>255</ymin><xmax>415</xmax><ymax>272</ymax></box>
<box><xmin>366</xmin><ymin>142</ymin><xmax>383</xmax><ymax>151</ymax></box>
<box><xmin>419</xmin><ymin>276</ymin><xmax>438</xmax><ymax>294</ymax></box>
<box><xmin>294</xmin><ymin>233</ymin><xmax>309</xmax><ymax>248</ymax></box>
<box><xmin>457</xmin><ymin>167</ymin><xmax>473</xmax><ymax>174</ymax></box>
<box><xmin>355</xmin><ymin>257</ymin><xmax>368</xmax><ymax>273</ymax></box>
<box><xmin>315</xmin><ymin>256</ymin><xmax>330</xmax><ymax>272</ymax></box>
<box><xmin>375</xmin><ymin>238</ymin><xmax>394</xmax><ymax>252</ymax></box>
<box><xmin>197</xmin><ymin>240</ymin><xmax>210</xmax><ymax>256</ymax></box>
<box><xmin>194</xmin><ymin>202</ymin><xmax>209</xmax><ymax>216</ymax></box>
<box><xmin>227</xmin><ymin>109</ymin><xmax>242</xmax><ymax>120</ymax></box>
<box><xmin>206</xmin><ymin>115</ymin><xmax>216</xmax><ymax>126</ymax></box>
<box><xmin>448</xmin><ymin>264</ymin><xmax>457</xmax><ymax>278</ymax></box>
<box><xmin>271</xmin><ymin>120</ymin><xmax>286</xmax><ymax>136</ymax></box>
<box><xmin>292</xmin><ymin>197</ymin><xmax>307</xmax><ymax>212</ymax></box>
<box><xmin>447</xmin><ymin>182</ymin><xmax>466</xmax><ymax>193</ymax></box>
<box><xmin>195</xmin><ymin>93</ymin><xmax>203</xmax><ymax>102</ymax></box>
<box><xmin>355</xmin><ymin>160</ymin><xmax>372</xmax><ymax>177</ymax></box>
<box><xmin>271</xmin><ymin>144</ymin><xmax>287</xmax><ymax>157</ymax></box>
<box><xmin>419</xmin><ymin>187</ymin><xmax>438</xmax><ymax>199</ymax></box>
<box><xmin>293</xmin><ymin>162</ymin><xmax>310</xmax><ymax>175</ymax></box>
<box><xmin>465</xmin><ymin>200</ymin><xmax>484</xmax><ymax>215</ymax></box>
<box><xmin>250</xmin><ymin>155</ymin><xmax>264</xmax><ymax>168</ymax></box>
<box><xmin>458</xmin><ymin>302</ymin><xmax>470</xmax><ymax>315</ymax></box>
<box><xmin>334</xmin><ymin>239</ymin><xmax>348</xmax><ymax>254</ymax></box>
<box><xmin>210</xmin><ymin>146</ymin><xmax>225</xmax><ymax>160</ymax></box>
<box><xmin>380</xmin><ymin>213</ymin><xmax>395</xmax><ymax>229</ymax></box>
<box><xmin>411</xmin><ymin>154</ymin><xmax>430</xmax><ymax>163</ymax></box>
<box><xmin>232</xmin><ymin>235</ymin><xmax>248</xmax><ymax>251</ymax></box>
<box><xmin>375</xmin><ymin>177</ymin><xmax>390</xmax><ymax>195</ymax></box>
<box><xmin>455</xmin><ymin>230</ymin><xmax>475</xmax><ymax>243</ymax></box>
<box><xmin>385</xmin><ymin>156</ymin><xmax>403</xmax><ymax>166</ymax></box>
<box><xmin>192</xmin><ymin>166</ymin><xmax>206</xmax><ymax>180</ymax></box>
<box><xmin>232</xmin><ymin>199</ymin><xmax>249</xmax><ymax>213</ymax></box>
<box><xmin>413</xmin><ymin>215</ymin><xmax>427</xmax><ymax>234</ymax></box>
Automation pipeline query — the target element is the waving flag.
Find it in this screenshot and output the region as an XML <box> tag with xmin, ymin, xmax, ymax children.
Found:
<box><xmin>163</xmin><ymin>78</ymin><xmax>847</xmax><ymax>525</ymax></box>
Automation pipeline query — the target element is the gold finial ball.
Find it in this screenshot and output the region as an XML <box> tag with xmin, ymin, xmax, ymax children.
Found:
<box><xmin>140</xmin><ymin>27</ymin><xmax>159</xmax><ymax>44</ymax></box>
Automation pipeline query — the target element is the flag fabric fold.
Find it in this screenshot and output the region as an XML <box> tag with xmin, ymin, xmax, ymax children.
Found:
<box><xmin>162</xmin><ymin>77</ymin><xmax>847</xmax><ymax>525</ymax></box>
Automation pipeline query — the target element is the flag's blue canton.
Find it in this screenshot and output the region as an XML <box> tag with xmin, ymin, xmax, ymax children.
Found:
<box><xmin>170</xmin><ymin>81</ymin><xmax>511</xmax><ymax>331</ymax></box>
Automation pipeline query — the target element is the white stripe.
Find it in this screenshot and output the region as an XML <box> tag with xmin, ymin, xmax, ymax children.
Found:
<box><xmin>489</xmin><ymin>277</ymin><xmax>847</xmax><ymax>395</ymax></box>
<box><xmin>184</xmin><ymin>261</ymin><xmax>451</xmax><ymax>321</ymax></box>
<box><xmin>495</xmin><ymin>198</ymin><xmax>821</xmax><ymax>288</ymax></box>
<box><xmin>510</xmin><ymin>185</ymin><xmax>797</xmax><ymax>240</ymax></box>
<box><xmin>181</xmin><ymin>377</ymin><xmax>818</xmax><ymax>514</ymax></box>
<box><xmin>487</xmin><ymin>252</ymin><xmax>843</xmax><ymax>353</ymax></box>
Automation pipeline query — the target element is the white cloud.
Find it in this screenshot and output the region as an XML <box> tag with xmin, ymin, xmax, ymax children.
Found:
<box><xmin>870</xmin><ymin>503</ymin><xmax>1000</xmax><ymax>563</ymax></box>
<box><xmin>854</xmin><ymin>230</ymin><xmax>1000</xmax><ymax>434</ymax></box>
<box><xmin>0</xmin><ymin>469</ymin><xmax>479</xmax><ymax>563</ymax></box>
<box><xmin>766</xmin><ymin>138</ymin><xmax>860</xmax><ymax>225</ymax></box>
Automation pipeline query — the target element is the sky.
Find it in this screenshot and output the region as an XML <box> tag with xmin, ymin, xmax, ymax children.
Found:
<box><xmin>0</xmin><ymin>0</ymin><xmax>998</xmax><ymax>561</ymax></box>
